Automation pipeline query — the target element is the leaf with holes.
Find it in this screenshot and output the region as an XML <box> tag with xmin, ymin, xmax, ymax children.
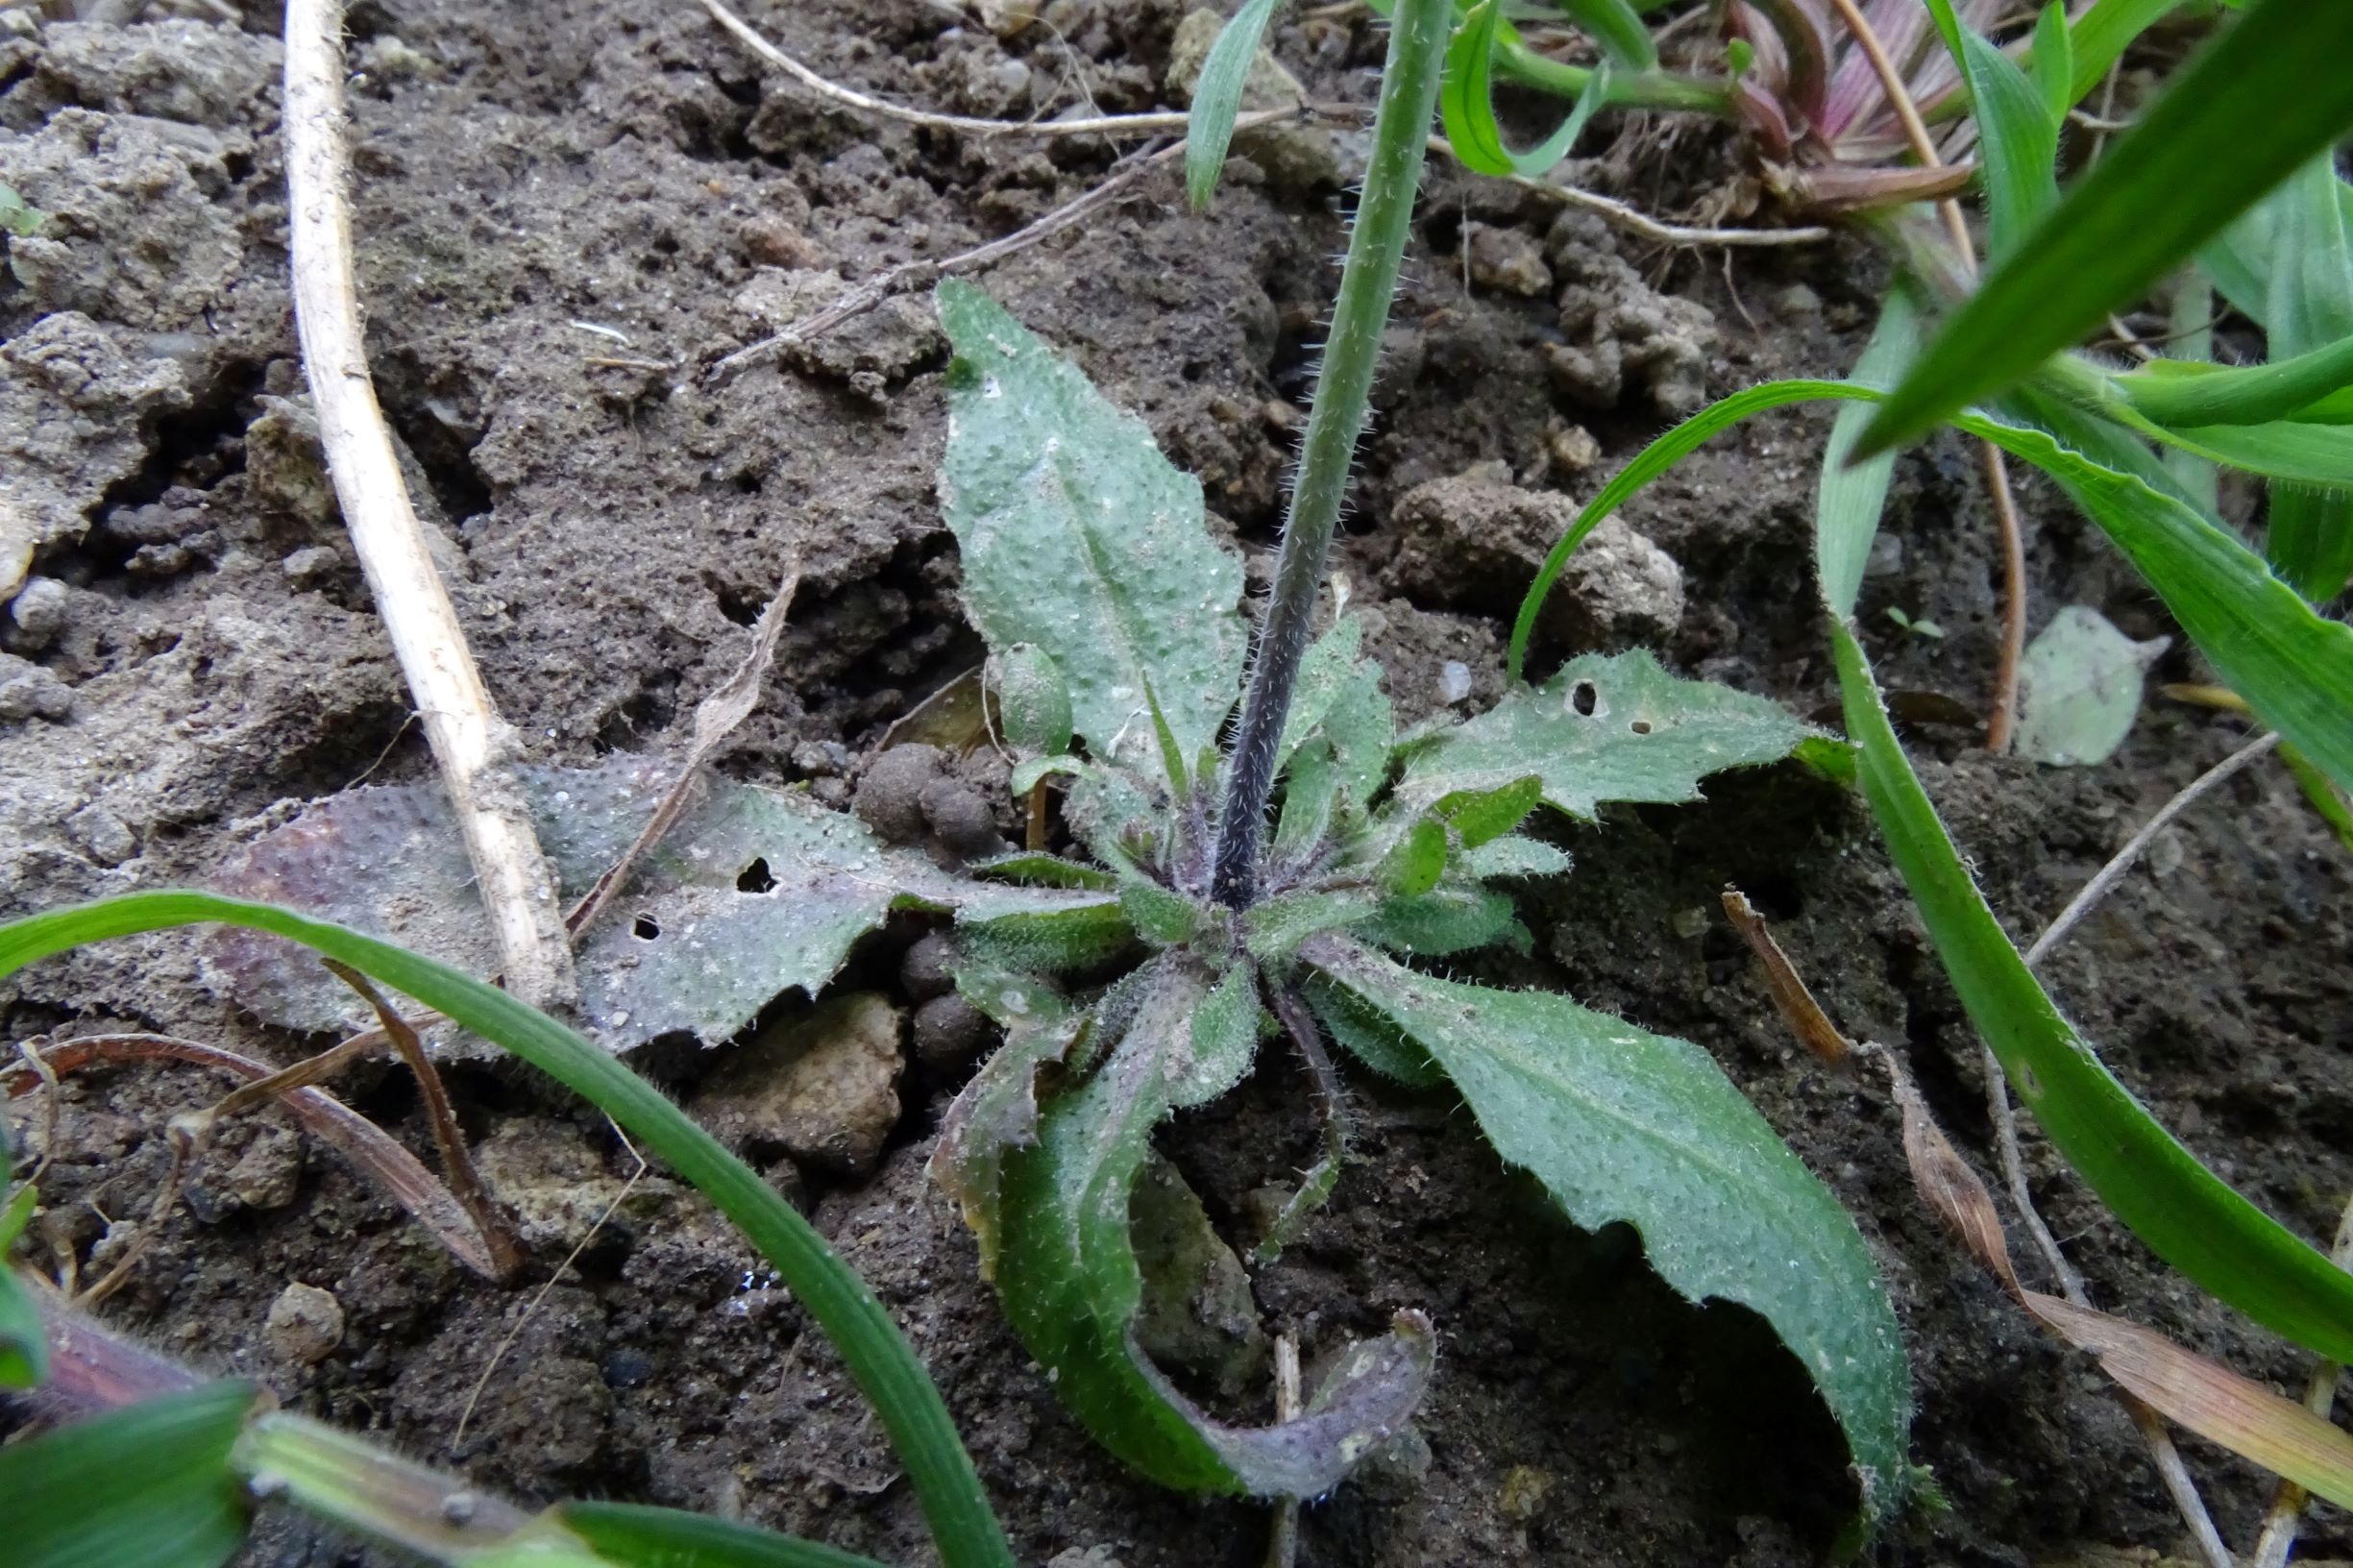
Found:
<box><xmin>206</xmin><ymin>757</ymin><xmax>1115</xmax><ymax>1051</ymax></box>
<box><xmin>1397</xmin><ymin>650</ymin><xmax>1819</xmax><ymax>820</ymax></box>
<box><xmin>937</xmin><ymin>279</ymin><xmax>1247</xmax><ymax>768</ymax></box>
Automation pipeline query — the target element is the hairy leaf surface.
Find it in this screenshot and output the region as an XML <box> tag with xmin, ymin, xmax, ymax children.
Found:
<box><xmin>937</xmin><ymin>280</ymin><xmax>1246</xmax><ymax>766</ymax></box>
<box><xmin>1307</xmin><ymin>940</ymin><xmax>1911</xmax><ymax>1523</ymax></box>
<box><xmin>1401</xmin><ymin>650</ymin><xmax>1816</xmax><ymax>819</ymax></box>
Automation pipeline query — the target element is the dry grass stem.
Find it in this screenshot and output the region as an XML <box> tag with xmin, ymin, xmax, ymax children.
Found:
<box><xmin>7</xmin><ymin>1032</ymin><xmax>503</xmax><ymax>1279</ymax></box>
<box><xmin>325</xmin><ymin>963</ymin><xmax>522</xmax><ymax>1280</ymax></box>
<box><xmin>282</xmin><ymin>0</ymin><xmax>573</xmax><ymax>1009</ymax></box>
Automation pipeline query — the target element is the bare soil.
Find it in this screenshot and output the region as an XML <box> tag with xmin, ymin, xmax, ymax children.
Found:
<box><xmin>3</xmin><ymin>4</ymin><xmax>2349</xmax><ymax>1566</ymax></box>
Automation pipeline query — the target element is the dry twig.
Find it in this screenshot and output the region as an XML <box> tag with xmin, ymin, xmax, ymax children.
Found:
<box><xmin>283</xmin><ymin>0</ymin><xmax>573</xmax><ymax>1008</ymax></box>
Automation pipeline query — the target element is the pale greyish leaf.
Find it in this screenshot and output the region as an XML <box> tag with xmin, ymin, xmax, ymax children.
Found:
<box><xmin>207</xmin><ymin>757</ymin><xmax>1111</xmax><ymax>1052</ymax></box>
<box><xmin>1306</xmin><ymin>938</ymin><xmax>1913</xmax><ymax>1525</ymax></box>
<box><xmin>1399</xmin><ymin>650</ymin><xmax>1816</xmax><ymax>820</ymax></box>
<box><xmin>937</xmin><ymin>279</ymin><xmax>1247</xmax><ymax>767</ymax></box>
<box><xmin>2012</xmin><ymin>605</ymin><xmax>2168</xmax><ymax>767</ymax></box>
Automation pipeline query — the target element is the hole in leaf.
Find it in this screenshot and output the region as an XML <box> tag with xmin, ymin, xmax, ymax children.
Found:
<box><xmin>631</xmin><ymin>915</ymin><xmax>661</xmax><ymax>941</ymax></box>
<box><xmin>1569</xmin><ymin>680</ymin><xmax>1600</xmax><ymax>717</ymax></box>
<box><xmin>1629</xmin><ymin>719</ymin><xmax>1652</xmax><ymax>735</ymax></box>
<box><xmin>736</xmin><ymin>857</ymin><xmax>777</xmax><ymax>894</ymax></box>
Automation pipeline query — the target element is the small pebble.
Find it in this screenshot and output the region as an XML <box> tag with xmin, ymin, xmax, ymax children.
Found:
<box><xmin>8</xmin><ymin>577</ymin><xmax>68</xmax><ymax>648</ymax></box>
<box><xmin>1438</xmin><ymin>660</ymin><xmax>1473</xmax><ymax>704</ymax></box>
<box><xmin>265</xmin><ymin>1282</ymin><xmax>345</xmax><ymax>1365</ymax></box>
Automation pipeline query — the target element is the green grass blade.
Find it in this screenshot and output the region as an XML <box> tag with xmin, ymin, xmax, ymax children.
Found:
<box><xmin>2259</xmin><ymin>157</ymin><xmax>2353</xmax><ymax>600</ymax></box>
<box><xmin>2029</xmin><ymin>3</ymin><xmax>2071</xmax><ymax>125</ymax></box>
<box><xmin>1</xmin><ymin>1182</ymin><xmax>43</xmax><ymax>1387</ymax></box>
<box><xmin>2280</xmin><ymin>743</ymin><xmax>2353</xmax><ymax>855</ymax></box>
<box><xmin>1539</xmin><ymin>379</ymin><xmax>2353</xmax><ymax>795</ymax></box>
<box><xmin>1441</xmin><ymin>0</ymin><xmax>1609</xmax><ymax>176</ymax></box>
<box><xmin>1828</xmin><ymin>618</ymin><xmax>2353</xmax><ymax>1362</ymax></box>
<box><xmin>2112</xmin><ymin>331</ymin><xmax>2353</xmax><ymax>429</ymax></box>
<box><xmin>2134</xmin><ymin>416</ymin><xmax>2353</xmax><ymax>491</ymax></box>
<box><xmin>1556</xmin><ymin>0</ymin><xmax>1655</xmax><ymax>70</ymax></box>
<box><xmin>0</xmin><ymin>893</ymin><xmax>1017</xmax><ymax>1568</ymax></box>
<box><xmin>1854</xmin><ymin>0</ymin><xmax>2353</xmax><ymax>458</ymax></box>
<box><xmin>1185</xmin><ymin>0</ymin><xmax>1282</xmax><ymax>210</ymax></box>
<box><xmin>1820</xmin><ymin>291</ymin><xmax>1924</xmax><ymax>619</ymax></box>
<box><xmin>556</xmin><ymin>1503</ymin><xmax>888</xmax><ymax>1568</ymax></box>
<box><xmin>0</xmin><ymin>1383</ymin><xmax>258</xmax><ymax>1568</ymax></box>
<box><xmin>1510</xmin><ymin>378</ymin><xmax>1858</xmax><ymax>679</ymax></box>
<box><xmin>2065</xmin><ymin>0</ymin><xmax>2180</xmax><ymax>106</ymax></box>
<box><xmin>1924</xmin><ymin>0</ymin><xmax>2058</xmax><ymax>259</ymax></box>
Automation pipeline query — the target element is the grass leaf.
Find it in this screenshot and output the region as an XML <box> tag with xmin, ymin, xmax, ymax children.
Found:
<box><xmin>1186</xmin><ymin>0</ymin><xmax>1283</xmax><ymax>211</ymax></box>
<box><xmin>1826</xmin><ymin>621</ymin><xmax>2353</xmax><ymax>1363</ymax></box>
<box><xmin>937</xmin><ymin>280</ymin><xmax>1245</xmax><ymax>766</ymax></box>
<box><xmin>0</xmin><ymin>1382</ymin><xmax>257</xmax><ymax>1568</ymax></box>
<box><xmin>0</xmin><ymin>893</ymin><xmax>1017</xmax><ymax>1568</ymax></box>
<box><xmin>1557</xmin><ymin>0</ymin><xmax>1657</xmax><ymax>70</ymax></box>
<box><xmin>553</xmin><ymin>1501</ymin><xmax>889</xmax><ymax>1568</ymax></box>
<box><xmin>1924</xmin><ymin>0</ymin><xmax>2059</xmax><ymax>259</ymax></box>
<box><xmin>1308</xmin><ymin>940</ymin><xmax>1913</xmax><ymax>1525</ymax></box>
<box><xmin>1854</xmin><ymin>0</ymin><xmax>2353</xmax><ymax>457</ymax></box>
<box><xmin>2064</xmin><ymin>0</ymin><xmax>2179</xmax><ymax>107</ymax></box>
<box><xmin>1440</xmin><ymin>1</ymin><xmax>1611</xmax><ymax>177</ymax></box>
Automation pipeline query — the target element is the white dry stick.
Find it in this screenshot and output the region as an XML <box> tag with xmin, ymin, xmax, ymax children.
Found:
<box><xmin>282</xmin><ymin>0</ymin><xmax>574</xmax><ymax>1009</ymax></box>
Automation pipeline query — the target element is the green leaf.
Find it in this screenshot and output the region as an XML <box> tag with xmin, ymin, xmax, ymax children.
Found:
<box><xmin>937</xmin><ymin>279</ymin><xmax>1246</xmax><ymax>765</ymax></box>
<box><xmin>1244</xmin><ymin>886</ymin><xmax>1384</xmax><ymax>964</ymax></box>
<box><xmin>1273</xmin><ymin>737</ymin><xmax>1341</xmax><ymax>859</ymax></box>
<box><xmin>965</xmin><ymin>850</ymin><xmax>1117</xmax><ymax>891</ymax></box>
<box><xmin>2261</xmin><ymin>157</ymin><xmax>2353</xmax><ymax>600</ymax></box>
<box><xmin>2029</xmin><ymin>2</ymin><xmax>2071</xmax><ymax>126</ymax></box>
<box><xmin>1307</xmin><ymin>940</ymin><xmax>1912</xmax><ymax>1524</ymax></box>
<box><xmin>554</xmin><ymin>1501</ymin><xmax>888</xmax><ymax>1568</ymax></box>
<box><xmin>1302</xmin><ymin>972</ymin><xmax>1442</xmax><ymax>1086</ymax></box>
<box><xmin>1522</xmin><ymin>378</ymin><xmax>2353</xmax><ymax>799</ymax></box>
<box><xmin>208</xmin><ymin>759</ymin><xmax>1104</xmax><ymax>1050</ymax></box>
<box><xmin>0</xmin><ymin>183</ymin><xmax>44</xmax><ymax>240</ymax></box>
<box><xmin>0</xmin><ymin>894</ymin><xmax>1017</xmax><ymax>1568</ymax></box>
<box><xmin>1855</xmin><ymin>0</ymin><xmax>2353</xmax><ymax>458</ymax></box>
<box><xmin>1119</xmin><ymin>875</ymin><xmax>1202</xmax><ymax>944</ymax></box>
<box><xmin>0</xmin><ymin>1182</ymin><xmax>41</xmax><ymax>1389</ymax></box>
<box><xmin>2134</xmin><ymin>415</ymin><xmax>2353</xmax><ymax>491</ymax></box>
<box><xmin>1818</xmin><ymin>290</ymin><xmax>1924</xmax><ymax>620</ymax></box>
<box><xmin>1376</xmin><ymin>817</ymin><xmax>1449</xmax><ymax>897</ymax></box>
<box><xmin>2066</xmin><ymin>0</ymin><xmax>2180</xmax><ymax>107</ymax></box>
<box><xmin>1924</xmin><ymin>0</ymin><xmax>2059</xmax><ymax>260</ymax></box>
<box><xmin>1556</xmin><ymin>0</ymin><xmax>1657</xmax><ymax>70</ymax></box>
<box><xmin>1186</xmin><ymin>0</ymin><xmax>1283</xmax><ymax>210</ymax></box>
<box><xmin>933</xmin><ymin>972</ymin><xmax>1087</xmax><ymax>1276</ymax></box>
<box><xmin>2112</xmin><ymin>332</ymin><xmax>2353</xmax><ymax>429</ymax></box>
<box><xmin>992</xmin><ymin>643</ymin><xmax>1075</xmax><ymax>754</ymax></box>
<box><xmin>1273</xmin><ymin>616</ymin><xmax>1372</xmax><ymax>773</ymax></box>
<box><xmin>0</xmin><ymin>1383</ymin><xmax>257</xmax><ymax>1568</ymax></box>
<box><xmin>1826</xmin><ymin>620</ymin><xmax>2353</xmax><ymax>1364</ymax></box>
<box><xmin>2281</xmin><ymin>743</ymin><xmax>2353</xmax><ymax>855</ymax></box>
<box><xmin>1429</xmin><ymin>774</ymin><xmax>1543</xmax><ymax>847</ymax></box>
<box><xmin>1458</xmin><ymin>832</ymin><xmax>1572</xmax><ymax>880</ymax></box>
<box><xmin>1402</xmin><ymin>650</ymin><xmax>1817</xmax><ymax>820</ymax></box>
<box><xmin>1359</xmin><ymin>885</ymin><xmax>1526</xmax><ymax>957</ymax></box>
<box><xmin>981</xmin><ymin>955</ymin><xmax>1434</xmax><ymax>1496</ymax></box>
<box><xmin>1441</xmin><ymin>1</ymin><xmax>1612</xmax><ymax>177</ymax></box>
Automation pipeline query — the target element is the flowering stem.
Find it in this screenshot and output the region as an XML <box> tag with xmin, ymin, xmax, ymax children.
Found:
<box><xmin>1211</xmin><ymin>0</ymin><xmax>1452</xmax><ymax>907</ymax></box>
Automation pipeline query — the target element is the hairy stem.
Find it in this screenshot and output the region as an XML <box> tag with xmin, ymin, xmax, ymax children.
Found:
<box><xmin>1212</xmin><ymin>0</ymin><xmax>1453</xmax><ymax>907</ymax></box>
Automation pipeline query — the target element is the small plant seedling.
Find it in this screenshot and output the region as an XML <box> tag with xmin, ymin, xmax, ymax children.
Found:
<box><xmin>1883</xmin><ymin>605</ymin><xmax>1945</xmax><ymax>639</ymax></box>
<box><xmin>0</xmin><ymin>183</ymin><xmax>43</xmax><ymax>240</ymax></box>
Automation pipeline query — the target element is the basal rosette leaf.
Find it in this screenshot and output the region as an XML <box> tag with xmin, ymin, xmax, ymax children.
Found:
<box><xmin>1304</xmin><ymin>938</ymin><xmax>1913</xmax><ymax>1526</ymax></box>
<box><xmin>1399</xmin><ymin>649</ymin><xmax>1818</xmax><ymax>820</ymax></box>
<box><xmin>207</xmin><ymin>758</ymin><xmax>1119</xmax><ymax>1051</ymax></box>
<box><xmin>936</xmin><ymin>279</ymin><xmax>1247</xmax><ymax>768</ymax></box>
<box><xmin>969</xmin><ymin>953</ymin><xmax>1434</xmax><ymax>1497</ymax></box>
